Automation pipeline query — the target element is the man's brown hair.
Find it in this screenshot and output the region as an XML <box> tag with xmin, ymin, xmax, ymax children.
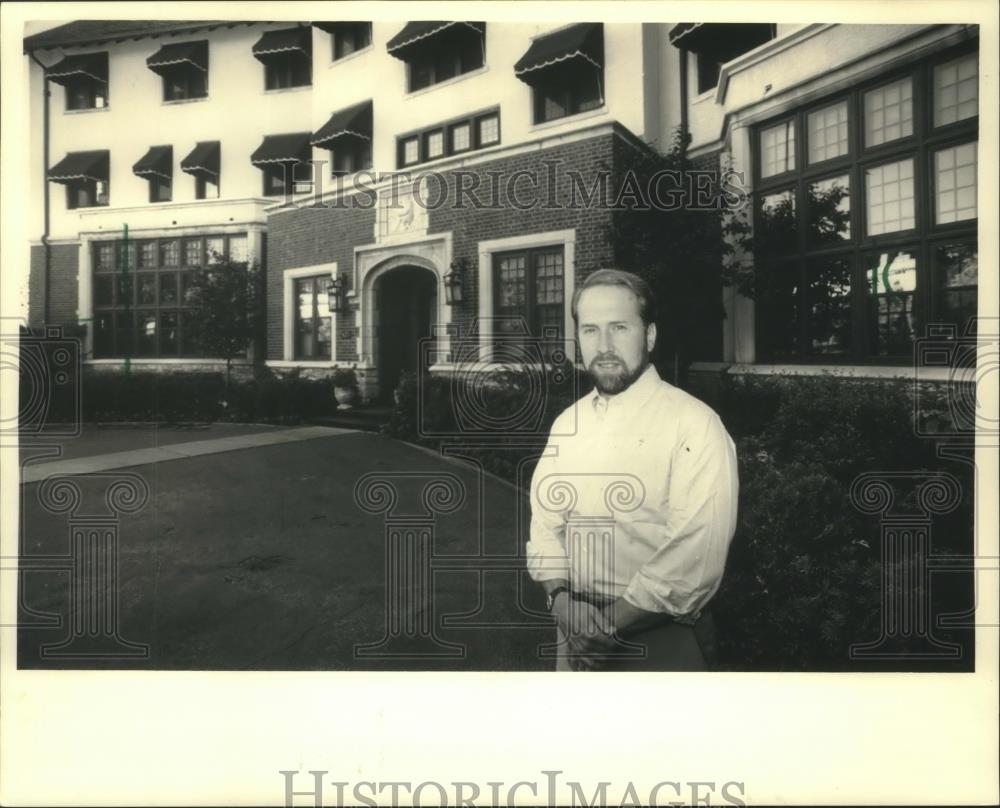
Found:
<box><xmin>570</xmin><ymin>269</ymin><xmax>657</xmax><ymax>326</ymax></box>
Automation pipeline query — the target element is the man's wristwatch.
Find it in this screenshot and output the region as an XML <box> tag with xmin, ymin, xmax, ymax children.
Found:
<box><xmin>546</xmin><ymin>585</ymin><xmax>570</xmax><ymax>612</ymax></box>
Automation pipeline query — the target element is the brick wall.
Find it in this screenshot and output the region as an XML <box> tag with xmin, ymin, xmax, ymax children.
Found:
<box><xmin>29</xmin><ymin>243</ymin><xmax>80</xmax><ymax>327</ymax></box>
<box><xmin>265</xmin><ymin>204</ymin><xmax>375</xmax><ymax>361</ymax></box>
<box><xmin>428</xmin><ymin>132</ymin><xmax>625</xmax><ymax>340</ymax></box>
<box><xmin>266</xmin><ymin>129</ymin><xmax>641</xmax><ymax>367</ymax></box>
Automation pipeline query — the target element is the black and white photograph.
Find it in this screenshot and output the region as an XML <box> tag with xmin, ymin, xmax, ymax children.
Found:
<box><xmin>1</xmin><ymin>1</ymin><xmax>997</xmax><ymax>805</ymax></box>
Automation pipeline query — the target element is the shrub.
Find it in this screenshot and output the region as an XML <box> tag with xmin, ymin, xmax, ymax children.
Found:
<box><xmin>386</xmin><ymin>365</ymin><xmax>974</xmax><ymax>670</ymax></box>
<box><xmin>382</xmin><ymin>362</ymin><xmax>591</xmax><ymax>485</ymax></box>
<box><xmin>80</xmin><ymin>369</ymin><xmax>339</xmax><ymax>424</ymax></box>
<box><xmin>712</xmin><ymin>438</ymin><xmax>884</xmax><ymax>669</ymax></box>
<box><xmin>708</xmin><ymin>373</ymin><xmax>974</xmax><ymax>670</ymax></box>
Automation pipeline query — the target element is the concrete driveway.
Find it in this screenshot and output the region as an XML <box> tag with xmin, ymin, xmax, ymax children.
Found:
<box><xmin>16</xmin><ymin>427</ymin><xmax>553</xmax><ymax>671</ymax></box>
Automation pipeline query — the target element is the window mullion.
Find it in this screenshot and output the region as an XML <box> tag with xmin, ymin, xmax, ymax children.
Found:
<box><xmin>527</xmin><ymin>249</ymin><xmax>539</xmax><ymax>337</ymax></box>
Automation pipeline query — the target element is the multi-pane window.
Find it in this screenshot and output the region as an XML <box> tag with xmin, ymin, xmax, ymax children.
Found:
<box><xmin>807</xmin><ymin>174</ymin><xmax>851</xmax><ymax>245</ymax></box>
<box><xmin>294</xmin><ymin>276</ymin><xmax>332</xmax><ymax>360</ymax></box>
<box><xmin>397</xmin><ymin>109</ymin><xmax>500</xmax><ymax>168</ymax></box>
<box><xmin>478</xmin><ymin>114</ymin><xmax>500</xmax><ymax>145</ymax></box>
<box><xmin>425</xmin><ymin>130</ymin><xmax>445</xmax><ymax>160</ymax></box>
<box><xmin>933</xmin><ymin>242</ymin><xmax>977</xmax><ymax>335</ymax></box>
<box><xmin>92</xmin><ymin>234</ymin><xmax>248</xmax><ymax>358</ymax></box>
<box><xmin>865</xmin><ymin>159</ymin><xmax>915</xmax><ymax>235</ymax></box>
<box><xmin>933</xmin><ymin>53</ymin><xmax>978</xmax><ymax>126</ymax></box>
<box><xmin>400</xmin><ymin>137</ymin><xmax>420</xmax><ymax>167</ymax></box>
<box><xmin>760</xmin><ymin>120</ymin><xmax>795</xmax><ymax>178</ymax></box>
<box><xmin>934</xmin><ymin>142</ymin><xmax>977</xmax><ymax>224</ymax></box>
<box><xmin>753</xmin><ymin>45</ymin><xmax>979</xmax><ymax>362</ymax></box>
<box><xmin>863</xmin><ymin>77</ymin><xmax>913</xmax><ymax>147</ymax></box>
<box><xmin>807</xmin><ymin>101</ymin><xmax>848</xmax><ymax>163</ymax></box>
<box><xmin>450</xmin><ymin>122</ymin><xmax>471</xmax><ymax>152</ymax></box>
<box><xmin>493</xmin><ymin>247</ymin><xmax>565</xmax><ymax>357</ymax></box>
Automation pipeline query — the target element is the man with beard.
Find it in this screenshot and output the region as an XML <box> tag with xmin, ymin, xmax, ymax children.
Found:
<box><xmin>526</xmin><ymin>269</ymin><xmax>738</xmax><ymax>671</ymax></box>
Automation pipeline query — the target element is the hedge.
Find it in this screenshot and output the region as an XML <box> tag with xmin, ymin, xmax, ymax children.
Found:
<box><xmin>384</xmin><ymin>367</ymin><xmax>975</xmax><ymax>671</ymax></box>
<box><xmin>78</xmin><ymin>367</ymin><xmax>340</xmax><ymax>424</ymax></box>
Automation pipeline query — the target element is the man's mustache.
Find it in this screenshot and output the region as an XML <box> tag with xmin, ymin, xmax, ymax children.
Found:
<box><xmin>590</xmin><ymin>354</ymin><xmax>624</xmax><ymax>366</ymax></box>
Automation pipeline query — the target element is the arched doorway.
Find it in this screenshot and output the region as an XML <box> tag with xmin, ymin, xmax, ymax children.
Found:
<box><xmin>374</xmin><ymin>265</ymin><xmax>437</xmax><ymax>401</ymax></box>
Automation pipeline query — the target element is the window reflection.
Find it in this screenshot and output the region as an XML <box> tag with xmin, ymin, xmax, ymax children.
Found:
<box><xmin>757</xmin><ymin>261</ymin><xmax>800</xmax><ymax>358</ymax></box>
<box><xmin>807</xmin><ymin>174</ymin><xmax>851</xmax><ymax>246</ymax></box>
<box><xmin>136</xmin><ymin>314</ymin><xmax>157</xmax><ymax>357</ymax></box>
<box><xmin>867</xmin><ymin>250</ymin><xmax>917</xmax><ymax>356</ymax></box>
<box><xmin>808</xmin><ymin>257</ymin><xmax>852</xmax><ymax>354</ymax></box>
<box><xmin>294</xmin><ymin>276</ymin><xmax>332</xmax><ymax>360</ymax></box>
<box><xmin>757</xmin><ymin>190</ymin><xmax>797</xmax><ymax>254</ymax></box>
<box><xmin>934</xmin><ymin>243</ymin><xmax>978</xmax><ymax>335</ymax></box>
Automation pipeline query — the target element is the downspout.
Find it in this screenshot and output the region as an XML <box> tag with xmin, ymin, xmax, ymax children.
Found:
<box><xmin>678</xmin><ymin>46</ymin><xmax>689</xmax><ymax>157</ymax></box>
<box><xmin>29</xmin><ymin>50</ymin><xmax>51</xmax><ymax>326</ymax></box>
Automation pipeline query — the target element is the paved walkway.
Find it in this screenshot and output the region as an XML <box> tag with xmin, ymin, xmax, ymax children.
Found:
<box><xmin>18</xmin><ymin>428</ymin><xmax>550</xmax><ymax>671</ymax></box>
<box><xmin>20</xmin><ymin>425</ymin><xmax>356</xmax><ymax>483</ymax></box>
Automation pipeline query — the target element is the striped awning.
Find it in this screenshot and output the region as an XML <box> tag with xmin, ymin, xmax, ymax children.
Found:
<box><xmin>252</xmin><ymin>26</ymin><xmax>311</xmax><ymax>61</ymax></box>
<box><xmin>311</xmin><ymin>100</ymin><xmax>373</xmax><ymax>149</ymax></box>
<box><xmin>45</xmin><ymin>52</ymin><xmax>108</xmax><ymax>85</ymax></box>
<box><xmin>181</xmin><ymin>141</ymin><xmax>220</xmax><ymax>178</ymax></box>
<box><xmin>47</xmin><ymin>150</ymin><xmax>109</xmax><ymax>184</ymax></box>
<box><xmin>146</xmin><ymin>40</ymin><xmax>208</xmax><ymax>74</ymax></box>
<box><xmin>386</xmin><ymin>21</ymin><xmax>484</xmax><ymax>59</ymax></box>
<box><xmin>132</xmin><ymin>145</ymin><xmax>173</xmax><ymax>180</ymax></box>
<box><xmin>514</xmin><ymin>23</ymin><xmax>603</xmax><ymax>82</ymax></box>
<box><xmin>251</xmin><ymin>133</ymin><xmax>311</xmax><ymax>165</ymax></box>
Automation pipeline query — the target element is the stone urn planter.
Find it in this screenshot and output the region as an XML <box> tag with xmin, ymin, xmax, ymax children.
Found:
<box><xmin>332</xmin><ymin>368</ymin><xmax>359</xmax><ymax>410</ymax></box>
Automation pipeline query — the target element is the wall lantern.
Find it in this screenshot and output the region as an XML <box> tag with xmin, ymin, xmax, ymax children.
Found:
<box><xmin>326</xmin><ymin>276</ymin><xmax>345</xmax><ymax>313</ymax></box>
<box><xmin>444</xmin><ymin>258</ymin><xmax>465</xmax><ymax>305</ymax></box>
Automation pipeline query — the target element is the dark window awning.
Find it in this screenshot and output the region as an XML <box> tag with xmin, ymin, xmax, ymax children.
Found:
<box><xmin>669</xmin><ymin>23</ymin><xmax>703</xmax><ymax>46</ymax></box>
<box><xmin>311</xmin><ymin>22</ymin><xmax>339</xmax><ymax>34</ymax></box>
<box><xmin>132</xmin><ymin>145</ymin><xmax>173</xmax><ymax>180</ymax></box>
<box><xmin>514</xmin><ymin>23</ymin><xmax>603</xmax><ymax>82</ymax></box>
<box><xmin>251</xmin><ymin>133</ymin><xmax>311</xmax><ymax>166</ymax></box>
<box><xmin>181</xmin><ymin>141</ymin><xmax>220</xmax><ymax>178</ymax></box>
<box><xmin>386</xmin><ymin>21</ymin><xmax>484</xmax><ymax>60</ymax></box>
<box><xmin>252</xmin><ymin>27</ymin><xmax>311</xmax><ymax>61</ymax></box>
<box><xmin>48</xmin><ymin>150</ymin><xmax>109</xmax><ymax>184</ymax></box>
<box><xmin>668</xmin><ymin>22</ymin><xmax>775</xmax><ymax>57</ymax></box>
<box><xmin>311</xmin><ymin>100</ymin><xmax>373</xmax><ymax>149</ymax></box>
<box><xmin>45</xmin><ymin>52</ymin><xmax>108</xmax><ymax>85</ymax></box>
<box><xmin>146</xmin><ymin>40</ymin><xmax>208</xmax><ymax>75</ymax></box>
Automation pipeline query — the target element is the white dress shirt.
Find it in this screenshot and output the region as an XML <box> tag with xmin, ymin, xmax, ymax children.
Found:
<box><xmin>527</xmin><ymin>364</ymin><xmax>739</xmax><ymax>620</ymax></box>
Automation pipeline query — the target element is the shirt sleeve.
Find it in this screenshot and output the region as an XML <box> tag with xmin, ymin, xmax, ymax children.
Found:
<box><xmin>525</xmin><ymin>426</ymin><xmax>572</xmax><ymax>583</ymax></box>
<box><xmin>622</xmin><ymin>410</ymin><xmax>739</xmax><ymax>618</ymax></box>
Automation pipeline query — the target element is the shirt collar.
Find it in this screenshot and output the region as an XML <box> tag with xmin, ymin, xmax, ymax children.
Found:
<box><xmin>589</xmin><ymin>363</ymin><xmax>661</xmax><ymax>414</ymax></box>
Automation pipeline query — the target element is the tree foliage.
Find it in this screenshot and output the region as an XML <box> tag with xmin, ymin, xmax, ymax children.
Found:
<box><xmin>183</xmin><ymin>255</ymin><xmax>265</xmax><ymax>388</ymax></box>
<box><xmin>608</xmin><ymin>127</ymin><xmax>751</xmax><ymax>382</ymax></box>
